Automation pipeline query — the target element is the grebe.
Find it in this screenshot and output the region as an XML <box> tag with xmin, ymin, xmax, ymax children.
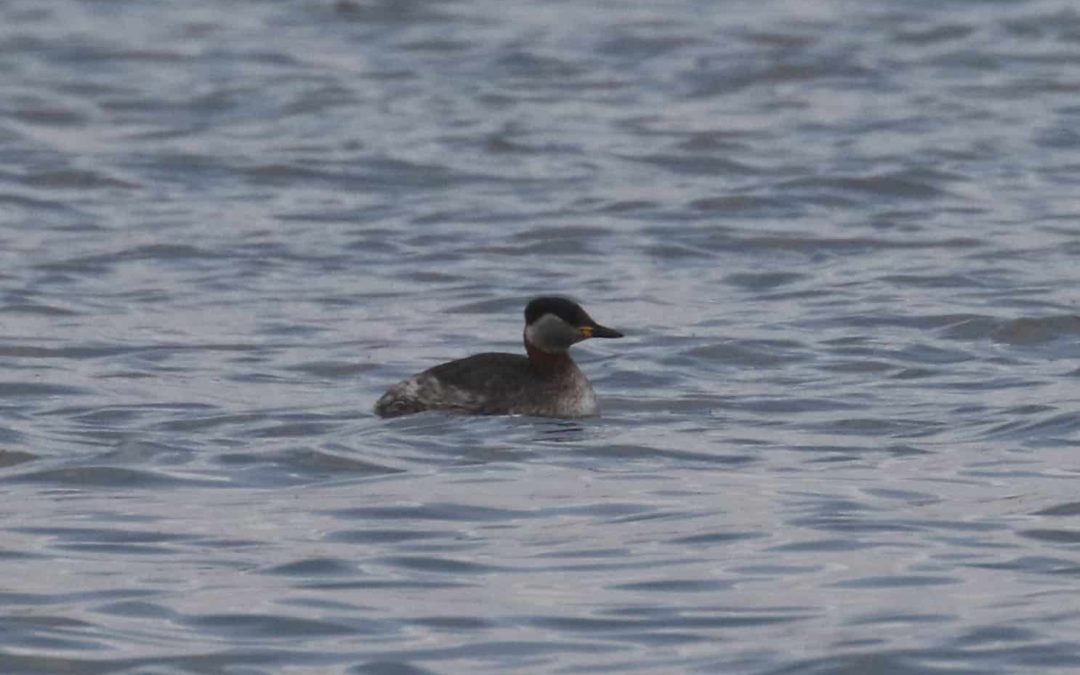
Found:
<box><xmin>375</xmin><ymin>297</ymin><xmax>623</xmax><ymax>418</ymax></box>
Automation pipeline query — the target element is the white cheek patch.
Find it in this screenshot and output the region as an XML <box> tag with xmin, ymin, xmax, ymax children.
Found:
<box><xmin>525</xmin><ymin>314</ymin><xmax>575</xmax><ymax>352</ymax></box>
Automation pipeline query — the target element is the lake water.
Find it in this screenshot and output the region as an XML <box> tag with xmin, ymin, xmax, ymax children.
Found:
<box><xmin>2</xmin><ymin>0</ymin><xmax>1080</xmax><ymax>672</ymax></box>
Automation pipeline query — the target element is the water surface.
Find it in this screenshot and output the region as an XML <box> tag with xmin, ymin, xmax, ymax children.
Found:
<box><xmin>2</xmin><ymin>0</ymin><xmax>1080</xmax><ymax>672</ymax></box>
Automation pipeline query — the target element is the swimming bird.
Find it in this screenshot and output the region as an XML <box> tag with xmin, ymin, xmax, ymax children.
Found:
<box><xmin>375</xmin><ymin>297</ymin><xmax>623</xmax><ymax>418</ymax></box>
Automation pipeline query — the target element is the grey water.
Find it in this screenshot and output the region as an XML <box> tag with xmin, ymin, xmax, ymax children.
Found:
<box><xmin>2</xmin><ymin>0</ymin><xmax>1080</xmax><ymax>672</ymax></box>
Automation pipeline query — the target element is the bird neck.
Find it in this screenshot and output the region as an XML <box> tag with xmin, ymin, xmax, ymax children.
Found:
<box><xmin>525</xmin><ymin>339</ymin><xmax>575</xmax><ymax>377</ymax></box>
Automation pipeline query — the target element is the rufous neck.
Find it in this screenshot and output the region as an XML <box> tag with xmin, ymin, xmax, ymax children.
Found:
<box><xmin>525</xmin><ymin>339</ymin><xmax>575</xmax><ymax>376</ymax></box>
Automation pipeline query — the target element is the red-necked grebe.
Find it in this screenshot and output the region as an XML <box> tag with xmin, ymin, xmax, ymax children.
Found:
<box><xmin>375</xmin><ymin>297</ymin><xmax>623</xmax><ymax>418</ymax></box>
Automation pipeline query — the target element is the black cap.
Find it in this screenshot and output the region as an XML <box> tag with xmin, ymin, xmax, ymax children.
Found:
<box><xmin>524</xmin><ymin>297</ymin><xmax>623</xmax><ymax>338</ymax></box>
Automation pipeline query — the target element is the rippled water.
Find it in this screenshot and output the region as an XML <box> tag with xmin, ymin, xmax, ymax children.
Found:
<box><xmin>3</xmin><ymin>0</ymin><xmax>1080</xmax><ymax>672</ymax></box>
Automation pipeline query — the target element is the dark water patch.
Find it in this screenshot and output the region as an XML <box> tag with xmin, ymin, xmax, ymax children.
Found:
<box><xmin>0</xmin><ymin>648</ymin><xmax>323</xmax><ymax>675</ymax></box>
<box><xmin>544</xmin><ymin>502</ymin><xmax>655</xmax><ymax>519</ymax></box>
<box><xmin>790</xmin><ymin>514</ymin><xmax>926</xmax><ymax>535</ymax></box>
<box><xmin>1002</xmin><ymin>404</ymin><xmax>1057</xmax><ymax>416</ymax></box>
<box><xmin>471</xmin><ymin>239</ymin><xmax>602</xmax><ymax>256</ymax></box>
<box><xmin>326</xmin><ymin>503</ymin><xmax>530</xmax><ymax>523</ymax></box>
<box><xmin>513</xmin><ymin>225</ymin><xmax>611</xmax><ymax>244</ymax></box>
<box><xmin>819</xmin><ymin>359</ymin><xmax>894</xmax><ymax>374</ymax></box>
<box><xmin>582</xmin><ymin>443</ymin><xmax>756</xmax><ymax>466</ymax></box>
<box><xmin>94</xmin><ymin>600</ymin><xmax>176</xmax><ymax>620</ymax></box>
<box><xmin>6</xmin><ymin>466</ymin><xmax>204</xmax><ymax>488</ymax></box>
<box><xmin>441</xmin><ymin>297</ymin><xmax>521</xmax><ymax>315</ymax></box>
<box><xmin>729</xmin><ymin>563</ymin><xmax>820</xmax><ymax>577</ymax></box>
<box><xmin>893</xmin><ymin>23</ymin><xmax>976</xmax><ymax>46</ymax></box>
<box><xmin>183</xmin><ymin>613</ymin><xmax>365</xmax><ymax>639</ymax></box>
<box><xmin>0</xmin><ymin>192</ymin><xmax>83</xmax><ymax>214</ymax></box>
<box><xmin>0</xmin><ymin>382</ymin><xmax>89</xmax><ymax>398</ymax></box>
<box><xmin>0</xmin><ymin>449</ymin><xmax>37</xmax><ymax>468</ymax></box>
<box><xmin>53</xmin><ymin>542</ymin><xmax>177</xmax><ymax>555</ymax></box>
<box><xmin>249</xmin><ymin>421</ymin><xmax>340</xmax><ymax>438</ymax></box>
<box><xmin>530</xmin><ymin>547</ymin><xmax>629</xmax><ymax>560</ymax></box>
<box><xmin>270</xmin><ymin>156</ymin><xmax>519</xmax><ymax>193</ymax></box>
<box><xmin>0</xmin><ymin>344</ymin><xmax>126</xmax><ymax>360</ymax></box>
<box><xmin>993</xmin><ymin>315</ymin><xmax>1080</xmax><ymax>346</ymax></box>
<box><xmin>671</xmin><ymin>530</ymin><xmax>766</xmax><ymax>546</ymax></box>
<box><xmin>889</xmin><ymin>365</ymin><xmax>941</xmax><ymax>375</ymax></box>
<box><xmin>264</xmin><ymin>557</ymin><xmax>358</xmax><ymax>577</ymax></box>
<box><xmin>21</xmin><ymin>169</ymin><xmax>138</xmax><ymax>190</ymax></box>
<box><xmin>10</xmin><ymin>526</ymin><xmax>192</xmax><ymax>545</ymax></box>
<box><xmin>954</xmin><ymin>624</ymin><xmax>1039</xmax><ymax>647</ymax></box>
<box><xmin>776</xmin><ymin>170</ymin><xmax>954</xmax><ymax>201</ymax></box>
<box><xmin>763</xmin><ymin>651</ymin><xmax>951</xmax><ymax>675</ymax></box>
<box><xmin>769</xmin><ymin>538</ymin><xmax>880</xmax><ymax>553</ymax></box>
<box><xmin>326</xmin><ymin>529</ymin><xmax>449</xmax><ymax>544</ymax></box>
<box><xmin>682</xmin><ymin>340</ymin><xmax>806</xmax><ymax>368</ymax></box>
<box><xmin>0</xmin><ymin>615</ymin><xmax>105</xmax><ymax>653</ymax></box>
<box><xmin>529</xmin><ymin>610</ymin><xmax>803</xmax><ymax>632</ymax></box>
<box><xmin>892</xmin><ymin>343</ymin><xmax>974</xmax><ymax>366</ymax></box>
<box><xmin>0</xmin><ymin>302</ymin><xmax>78</xmax><ymax>316</ymax></box>
<box><xmin>495</xmin><ymin>50</ymin><xmax>585</xmax><ymax>79</ymax></box>
<box><xmin>373</xmin><ymin>638</ymin><xmax>617</xmax><ymax>664</ymax></box>
<box><xmin>244</xmin><ymin>162</ymin><xmax>359</xmax><ymax>187</ymax></box>
<box><xmin>724</xmin><ymin>271</ymin><xmax>806</xmax><ymax>290</ymax></box>
<box><xmin>807</xmin><ymin>417</ymin><xmax>943</xmax><ymax>438</ymax></box>
<box><xmin>66</xmin><ymin>407</ymin><xmax>166</xmax><ymax>426</ymax></box>
<box><xmin>684</xmin><ymin>52</ymin><xmax>874</xmax><ymax>98</ymax></box>
<box><xmin>537</xmin><ymin>558</ymin><xmax>686</xmax><ymax>575</ymax></box>
<box><xmin>76</xmin><ymin>244</ymin><xmax>227</xmax><ymax>266</ymax></box>
<box><xmin>505</xmin><ymin>226</ymin><xmax>610</xmax><ymax>254</ymax></box>
<box><xmin>5</xmin><ymin>342</ymin><xmax>261</xmax><ymax>363</ymax></box>
<box><xmin>154</xmin><ymin>412</ymin><xmax>263</xmax><ymax>432</ymax></box>
<box><xmin>0</xmin><ymin>549</ymin><xmax>44</xmax><ymax>561</ymax></box>
<box><xmin>190</xmin><ymin>537</ymin><xmax>265</xmax><ymax>550</ymax></box>
<box><xmin>608</xmin><ymin>508</ymin><xmax>700</xmax><ymax>525</ymax></box>
<box><xmin>332</xmin><ymin>0</ymin><xmax>454</xmax><ymax>24</ymax></box>
<box><xmin>878</xmin><ymin>273</ymin><xmax>990</xmax><ymax>289</ymax></box>
<box><xmin>732</xmin><ymin>396</ymin><xmax>859</xmax><ymax>414</ymax></box>
<box><xmin>1034</xmin><ymin>502</ymin><xmax>1080</xmax><ymax>517</ymax></box>
<box><xmin>829</xmin><ymin>575</ymin><xmax>956</xmax><ymax>589</ymax></box>
<box><xmin>980</xmin><ymin>412</ymin><xmax>1080</xmax><ymax>443</ymax></box>
<box><xmin>628</xmin><ymin>153</ymin><xmax>761</xmax><ymax>176</ymax></box>
<box><xmin>90</xmin><ymin>439</ymin><xmax>197</xmax><ymax>467</ymax></box>
<box><xmin>598</xmin><ymin>198</ymin><xmax>660</xmax><ymax>212</ymax></box>
<box><xmin>285</xmin><ymin>360</ymin><xmax>380</xmax><ymax>378</ymax></box>
<box><xmin>405</xmin><ymin>616</ymin><xmax>494</xmax><ymax>631</ymax></box>
<box><xmin>825</xmin><ymin>312</ymin><xmax>989</xmax><ymax>332</ymax></box>
<box><xmin>855</xmin><ymin>611</ymin><xmax>954</xmax><ymax>626</ymax></box>
<box><xmin>611</xmin><ymin>578</ymin><xmax>734</xmax><ymax>593</ymax></box>
<box><xmin>688</xmin><ymin>194</ymin><xmax>793</xmax><ymax>214</ymax></box>
<box><xmin>482</xmin><ymin>130</ymin><xmax>582</xmax><ymax>155</ymax></box>
<box><xmin>641</xmin><ymin>242</ymin><xmax>714</xmax><ymax>259</ymax></box>
<box><xmin>11</xmin><ymin>101</ymin><xmax>88</xmax><ymax>127</ymax></box>
<box><xmin>299</xmin><ymin>579</ymin><xmax>472</xmax><ymax>592</ymax></box>
<box><xmin>598</xmin><ymin>31</ymin><xmax>702</xmax><ymax>59</ymax></box>
<box><xmin>692</xmin><ymin>233</ymin><xmax>983</xmax><ymax>256</ymax></box>
<box><xmin>0</xmin><ymin>588</ymin><xmax>158</xmax><ymax>607</ymax></box>
<box><xmin>274</xmin><ymin>448</ymin><xmax>405</xmax><ymax>475</ymax></box>
<box><xmin>886</xmin><ymin>444</ymin><xmax>933</xmax><ymax>456</ymax></box>
<box><xmin>1019</xmin><ymin>529</ymin><xmax>1080</xmax><ymax>544</ymax></box>
<box><xmin>351</xmin><ymin>661</ymin><xmax>440</xmax><ymax>675</ymax></box>
<box><xmin>379</xmin><ymin>556</ymin><xmax>504</xmax><ymax>575</ymax></box>
<box><xmin>969</xmin><ymin>556</ymin><xmax>1080</xmax><ymax>576</ymax></box>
